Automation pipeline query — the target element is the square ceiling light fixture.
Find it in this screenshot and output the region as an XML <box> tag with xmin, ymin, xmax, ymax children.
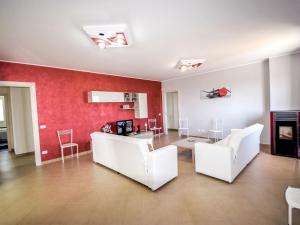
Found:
<box><xmin>178</xmin><ymin>58</ymin><xmax>206</xmax><ymax>71</ymax></box>
<box><xmin>83</xmin><ymin>24</ymin><xmax>131</xmax><ymax>49</ymax></box>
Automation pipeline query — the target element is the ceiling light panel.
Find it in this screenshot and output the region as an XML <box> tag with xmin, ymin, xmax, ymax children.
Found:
<box><xmin>178</xmin><ymin>58</ymin><xmax>206</xmax><ymax>71</ymax></box>
<box><xmin>83</xmin><ymin>24</ymin><xmax>131</xmax><ymax>49</ymax></box>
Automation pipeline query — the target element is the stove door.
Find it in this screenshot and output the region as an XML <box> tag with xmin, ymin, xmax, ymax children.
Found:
<box><xmin>275</xmin><ymin>121</ymin><xmax>298</xmax><ymax>157</ymax></box>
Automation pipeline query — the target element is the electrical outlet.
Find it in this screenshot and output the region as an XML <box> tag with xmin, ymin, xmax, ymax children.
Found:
<box><xmin>42</xmin><ymin>150</ymin><xmax>48</xmax><ymax>155</ymax></box>
<box><xmin>40</xmin><ymin>124</ymin><xmax>46</xmax><ymax>129</ymax></box>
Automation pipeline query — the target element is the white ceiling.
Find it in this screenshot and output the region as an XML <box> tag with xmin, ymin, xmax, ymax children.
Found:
<box><xmin>0</xmin><ymin>0</ymin><xmax>300</xmax><ymax>81</ymax></box>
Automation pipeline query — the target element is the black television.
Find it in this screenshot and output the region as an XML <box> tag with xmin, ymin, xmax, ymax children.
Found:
<box><xmin>116</xmin><ymin>120</ymin><xmax>133</xmax><ymax>135</ymax></box>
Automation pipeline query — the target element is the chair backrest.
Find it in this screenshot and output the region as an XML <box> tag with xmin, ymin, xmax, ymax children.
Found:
<box><xmin>211</xmin><ymin>119</ymin><xmax>223</xmax><ymax>131</ymax></box>
<box><xmin>57</xmin><ymin>129</ymin><xmax>73</xmax><ymax>147</ymax></box>
<box><xmin>179</xmin><ymin>118</ymin><xmax>189</xmax><ymax>129</ymax></box>
<box><xmin>148</xmin><ymin>118</ymin><xmax>157</xmax><ymax>129</ymax></box>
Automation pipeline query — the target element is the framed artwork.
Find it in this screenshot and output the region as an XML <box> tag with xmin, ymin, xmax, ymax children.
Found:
<box><xmin>201</xmin><ymin>87</ymin><xmax>231</xmax><ymax>99</ymax></box>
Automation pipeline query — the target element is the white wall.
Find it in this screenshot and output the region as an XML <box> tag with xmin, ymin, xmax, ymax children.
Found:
<box><xmin>269</xmin><ymin>53</ymin><xmax>300</xmax><ymax>110</ymax></box>
<box><xmin>163</xmin><ymin>61</ymin><xmax>270</xmax><ymax>144</ymax></box>
<box><xmin>10</xmin><ymin>87</ymin><xmax>34</xmax><ymax>155</ymax></box>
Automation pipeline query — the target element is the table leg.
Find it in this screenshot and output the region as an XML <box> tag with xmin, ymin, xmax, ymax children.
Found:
<box><xmin>192</xmin><ymin>148</ymin><xmax>195</xmax><ymax>163</ymax></box>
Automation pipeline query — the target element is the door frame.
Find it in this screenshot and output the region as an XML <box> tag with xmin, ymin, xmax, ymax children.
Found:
<box><xmin>162</xmin><ymin>89</ymin><xmax>181</xmax><ymax>135</ymax></box>
<box><xmin>0</xmin><ymin>81</ymin><xmax>41</xmax><ymax>166</ymax></box>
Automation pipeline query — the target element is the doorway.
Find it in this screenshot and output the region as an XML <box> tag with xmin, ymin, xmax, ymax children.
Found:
<box><xmin>0</xmin><ymin>87</ymin><xmax>36</xmax><ymax>172</ymax></box>
<box><xmin>166</xmin><ymin>91</ymin><xmax>179</xmax><ymax>131</ymax></box>
<box><xmin>0</xmin><ymin>95</ymin><xmax>8</xmax><ymax>151</ymax></box>
<box><xmin>0</xmin><ymin>82</ymin><xmax>41</xmax><ymax>166</ymax></box>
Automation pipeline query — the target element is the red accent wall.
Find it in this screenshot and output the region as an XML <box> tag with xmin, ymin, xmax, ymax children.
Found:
<box><xmin>0</xmin><ymin>62</ymin><xmax>163</xmax><ymax>161</ymax></box>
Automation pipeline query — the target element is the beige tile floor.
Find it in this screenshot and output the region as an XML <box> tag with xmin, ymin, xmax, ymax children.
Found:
<box><xmin>0</xmin><ymin>131</ymin><xmax>299</xmax><ymax>225</ymax></box>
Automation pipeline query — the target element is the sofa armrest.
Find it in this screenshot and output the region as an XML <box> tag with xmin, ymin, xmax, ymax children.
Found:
<box><xmin>195</xmin><ymin>142</ymin><xmax>233</xmax><ymax>183</ymax></box>
<box><xmin>147</xmin><ymin>145</ymin><xmax>178</xmax><ymax>191</ymax></box>
<box><xmin>230</xmin><ymin>128</ymin><xmax>242</xmax><ymax>134</ymax></box>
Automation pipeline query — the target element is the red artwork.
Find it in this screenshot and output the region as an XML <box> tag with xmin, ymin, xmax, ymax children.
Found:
<box><xmin>201</xmin><ymin>87</ymin><xmax>231</xmax><ymax>99</ymax></box>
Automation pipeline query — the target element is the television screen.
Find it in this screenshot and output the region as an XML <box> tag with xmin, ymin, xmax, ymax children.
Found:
<box><xmin>116</xmin><ymin>120</ymin><xmax>133</xmax><ymax>135</ymax></box>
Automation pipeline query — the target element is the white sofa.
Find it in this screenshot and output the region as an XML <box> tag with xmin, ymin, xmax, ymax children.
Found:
<box><xmin>91</xmin><ymin>132</ymin><xmax>178</xmax><ymax>191</ymax></box>
<box><xmin>195</xmin><ymin>123</ymin><xmax>264</xmax><ymax>183</ymax></box>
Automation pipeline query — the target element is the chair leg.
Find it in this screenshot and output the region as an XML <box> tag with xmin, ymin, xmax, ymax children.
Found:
<box><xmin>76</xmin><ymin>145</ymin><xmax>79</xmax><ymax>159</ymax></box>
<box><xmin>61</xmin><ymin>148</ymin><xmax>64</xmax><ymax>163</ymax></box>
<box><xmin>71</xmin><ymin>146</ymin><xmax>73</xmax><ymax>157</ymax></box>
<box><xmin>288</xmin><ymin>205</ymin><xmax>292</xmax><ymax>225</ymax></box>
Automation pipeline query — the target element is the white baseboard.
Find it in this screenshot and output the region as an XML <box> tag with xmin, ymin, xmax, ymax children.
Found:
<box><xmin>42</xmin><ymin>150</ymin><xmax>92</xmax><ymax>165</ymax></box>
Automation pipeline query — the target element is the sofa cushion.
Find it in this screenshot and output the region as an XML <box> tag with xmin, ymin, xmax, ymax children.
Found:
<box><xmin>227</xmin><ymin>132</ymin><xmax>243</xmax><ymax>157</ymax></box>
<box><xmin>148</xmin><ymin>144</ymin><xmax>154</xmax><ymax>151</ymax></box>
<box><xmin>227</xmin><ymin>123</ymin><xmax>263</xmax><ymax>157</ymax></box>
<box><xmin>215</xmin><ymin>135</ymin><xmax>231</xmax><ymax>146</ymax></box>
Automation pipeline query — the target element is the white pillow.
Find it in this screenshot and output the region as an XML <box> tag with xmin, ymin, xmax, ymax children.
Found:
<box><xmin>215</xmin><ymin>134</ymin><xmax>232</xmax><ymax>146</ymax></box>
<box><xmin>227</xmin><ymin>131</ymin><xmax>243</xmax><ymax>157</ymax></box>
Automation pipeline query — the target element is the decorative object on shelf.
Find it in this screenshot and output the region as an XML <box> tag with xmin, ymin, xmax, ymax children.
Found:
<box><xmin>122</xmin><ymin>104</ymin><xmax>128</xmax><ymax>109</ymax></box>
<box><xmin>124</xmin><ymin>92</ymin><xmax>137</xmax><ymax>102</ymax></box>
<box><xmin>102</xmin><ymin>123</ymin><xmax>113</xmax><ymax>134</ymax></box>
<box><xmin>201</xmin><ymin>87</ymin><xmax>231</xmax><ymax>99</ymax></box>
<box><xmin>121</xmin><ymin>104</ymin><xmax>133</xmax><ymax>110</ymax></box>
<box><xmin>136</xmin><ymin>125</ymin><xmax>141</xmax><ymax>133</ymax></box>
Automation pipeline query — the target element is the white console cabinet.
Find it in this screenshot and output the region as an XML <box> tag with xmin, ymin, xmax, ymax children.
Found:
<box><xmin>88</xmin><ymin>91</ymin><xmax>124</xmax><ymax>103</ymax></box>
<box><xmin>134</xmin><ymin>93</ymin><xmax>148</xmax><ymax>118</ymax></box>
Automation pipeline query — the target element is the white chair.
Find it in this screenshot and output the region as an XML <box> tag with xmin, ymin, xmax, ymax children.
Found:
<box><xmin>178</xmin><ymin>118</ymin><xmax>189</xmax><ymax>137</ymax></box>
<box><xmin>286</xmin><ymin>186</ymin><xmax>300</xmax><ymax>225</ymax></box>
<box><xmin>57</xmin><ymin>129</ymin><xmax>79</xmax><ymax>163</ymax></box>
<box><xmin>148</xmin><ymin>118</ymin><xmax>162</xmax><ymax>138</ymax></box>
<box><xmin>207</xmin><ymin>119</ymin><xmax>223</xmax><ymax>142</ymax></box>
